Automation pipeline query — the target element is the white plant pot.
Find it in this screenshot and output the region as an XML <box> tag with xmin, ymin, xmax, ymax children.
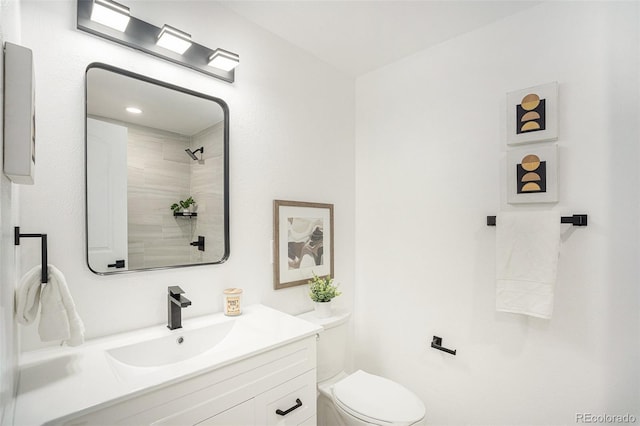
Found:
<box><xmin>314</xmin><ymin>301</ymin><xmax>332</xmax><ymax>318</ymax></box>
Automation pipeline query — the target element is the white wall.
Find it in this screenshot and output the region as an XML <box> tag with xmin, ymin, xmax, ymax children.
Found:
<box><xmin>18</xmin><ymin>0</ymin><xmax>355</xmax><ymax>351</ymax></box>
<box><xmin>355</xmin><ymin>2</ymin><xmax>639</xmax><ymax>425</ymax></box>
<box><xmin>14</xmin><ymin>0</ymin><xmax>639</xmax><ymax>423</ymax></box>
<box><xmin>0</xmin><ymin>1</ymin><xmax>21</xmax><ymax>423</ymax></box>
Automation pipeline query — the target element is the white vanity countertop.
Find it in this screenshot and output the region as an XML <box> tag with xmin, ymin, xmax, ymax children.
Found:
<box><xmin>14</xmin><ymin>304</ymin><xmax>322</xmax><ymax>426</ymax></box>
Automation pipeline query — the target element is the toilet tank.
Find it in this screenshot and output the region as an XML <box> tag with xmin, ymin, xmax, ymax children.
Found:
<box><xmin>297</xmin><ymin>310</ymin><xmax>351</xmax><ymax>382</ymax></box>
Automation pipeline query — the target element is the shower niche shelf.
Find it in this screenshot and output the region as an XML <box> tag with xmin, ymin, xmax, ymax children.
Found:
<box><xmin>173</xmin><ymin>212</ymin><xmax>198</xmax><ymax>218</ymax></box>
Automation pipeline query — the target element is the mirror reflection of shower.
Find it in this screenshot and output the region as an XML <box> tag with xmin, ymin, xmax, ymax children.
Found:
<box><xmin>185</xmin><ymin>147</ymin><xmax>204</xmax><ymax>161</ymax></box>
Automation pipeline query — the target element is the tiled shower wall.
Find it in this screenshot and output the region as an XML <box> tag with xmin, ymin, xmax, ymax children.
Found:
<box><xmin>127</xmin><ymin>123</ymin><xmax>193</xmax><ymax>269</ymax></box>
<box><xmin>126</xmin><ymin>121</ymin><xmax>224</xmax><ymax>269</ymax></box>
<box><xmin>189</xmin><ymin>121</ymin><xmax>225</xmax><ymax>264</ymax></box>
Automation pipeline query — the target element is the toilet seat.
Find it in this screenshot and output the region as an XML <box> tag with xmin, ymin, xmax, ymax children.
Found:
<box><xmin>332</xmin><ymin>370</ymin><xmax>425</xmax><ymax>426</ymax></box>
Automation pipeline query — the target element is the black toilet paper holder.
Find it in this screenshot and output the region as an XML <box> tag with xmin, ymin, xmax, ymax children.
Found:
<box><xmin>431</xmin><ymin>336</ymin><xmax>456</xmax><ymax>356</ymax></box>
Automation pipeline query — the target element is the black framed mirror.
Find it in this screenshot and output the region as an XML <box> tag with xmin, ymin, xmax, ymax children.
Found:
<box><xmin>85</xmin><ymin>63</ymin><xmax>229</xmax><ymax>274</ymax></box>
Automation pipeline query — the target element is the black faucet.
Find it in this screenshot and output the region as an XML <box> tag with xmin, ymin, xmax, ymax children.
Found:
<box><xmin>167</xmin><ymin>286</ymin><xmax>191</xmax><ymax>330</ymax></box>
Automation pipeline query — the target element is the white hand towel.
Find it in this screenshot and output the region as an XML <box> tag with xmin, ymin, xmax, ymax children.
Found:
<box><xmin>15</xmin><ymin>264</ymin><xmax>43</xmax><ymax>325</ymax></box>
<box><xmin>15</xmin><ymin>265</ymin><xmax>85</xmax><ymax>346</ymax></box>
<box><xmin>496</xmin><ymin>211</ymin><xmax>560</xmax><ymax>319</ymax></box>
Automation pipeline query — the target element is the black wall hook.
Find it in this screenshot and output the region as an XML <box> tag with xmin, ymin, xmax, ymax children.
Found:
<box><xmin>431</xmin><ymin>335</ymin><xmax>457</xmax><ymax>356</ymax></box>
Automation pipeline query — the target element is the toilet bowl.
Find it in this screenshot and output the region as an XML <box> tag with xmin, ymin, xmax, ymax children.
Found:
<box><xmin>297</xmin><ymin>310</ymin><xmax>426</xmax><ymax>426</ymax></box>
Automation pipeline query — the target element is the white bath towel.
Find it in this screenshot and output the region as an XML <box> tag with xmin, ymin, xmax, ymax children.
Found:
<box><xmin>495</xmin><ymin>211</ymin><xmax>560</xmax><ymax>319</ymax></box>
<box><xmin>15</xmin><ymin>265</ymin><xmax>85</xmax><ymax>346</ymax></box>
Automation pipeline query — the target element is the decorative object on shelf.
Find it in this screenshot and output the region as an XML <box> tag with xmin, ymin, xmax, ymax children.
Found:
<box><xmin>507</xmin><ymin>82</ymin><xmax>558</xmax><ymax>145</ymax></box>
<box><xmin>507</xmin><ymin>144</ymin><xmax>558</xmax><ymax>204</ymax></box>
<box><xmin>171</xmin><ymin>196</ymin><xmax>197</xmax><ymax>214</ymax></box>
<box><xmin>223</xmin><ymin>288</ymin><xmax>243</xmax><ymax>316</ymax></box>
<box><xmin>76</xmin><ymin>0</ymin><xmax>239</xmax><ymax>83</ymax></box>
<box><xmin>273</xmin><ymin>200</ymin><xmax>334</xmax><ymax>290</ymax></box>
<box><xmin>308</xmin><ymin>272</ymin><xmax>341</xmax><ymax>318</ymax></box>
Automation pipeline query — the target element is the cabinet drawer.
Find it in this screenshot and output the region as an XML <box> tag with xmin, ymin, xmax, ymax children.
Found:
<box><xmin>298</xmin><ymin>415</ymin><xmax>317</xmax><ymax>426</ymax></box>
<box><xmin>195</xmin><ymin>399</ymin><xmax>254</xmax><ymax>426</ymax></box>
<box><xmin>255</xmin><ymin>370</ymin><xmax>316</xmax><ymax>426</ymax></box>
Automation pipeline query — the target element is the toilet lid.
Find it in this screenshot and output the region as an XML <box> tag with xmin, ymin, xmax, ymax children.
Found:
<box><xmin>332</xmin><ymin>370</ymin><xmax>425</xmax><ymax>425</ymax></box>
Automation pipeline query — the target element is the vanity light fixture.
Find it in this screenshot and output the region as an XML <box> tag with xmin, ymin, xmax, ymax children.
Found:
<box><xmin>89</xmin><ymin>0</ymin><xmax>130</xmax><ymax>32</ymax></box>
<box><xmin>208</xmin><ymin>49</ymin><xmax>240</xmax><ymax>72</ymax></box>
<box><xmin>77</xmin><ymin>0</ymin><xmax>238</xmax><ymax>83</ymax></box>
<box><xmin>156</xmin><ymin>25</ymin><xmax>193</xmax><ymax>55</ymax></box>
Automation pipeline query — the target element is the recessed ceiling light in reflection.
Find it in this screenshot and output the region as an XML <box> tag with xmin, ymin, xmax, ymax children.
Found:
<box><xmin>126</xmin><ymin>106</ymin><xmax>142</xmax><ymax>114</ymax></box>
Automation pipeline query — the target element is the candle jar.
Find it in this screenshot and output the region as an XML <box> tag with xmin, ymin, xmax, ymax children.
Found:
<box><xmin>223</xmin><ymin>288</ymin><xmax>243</xmax><ymax>316</ymax></box>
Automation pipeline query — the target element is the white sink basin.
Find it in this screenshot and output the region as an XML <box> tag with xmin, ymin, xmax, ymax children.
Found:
<box><xmin>107</xmin><ymin>320</ymin><xmax>234</xmax><ymax>367</ymax></box>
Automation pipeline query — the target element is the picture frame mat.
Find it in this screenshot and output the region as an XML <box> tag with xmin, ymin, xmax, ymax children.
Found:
<box><xmin>273</xmin><ymin>200</ymin><xmax>334</xmax><ymax>290</ymax></box>
<box><xmin>507</xmin><ymin>81</ymin><xmax>558</xmax><ymax>146</ymax></box>
<box><xmin>507</xmin><ymin>144</ymin><xmax>558</xmax><ymax>204</ymax></box>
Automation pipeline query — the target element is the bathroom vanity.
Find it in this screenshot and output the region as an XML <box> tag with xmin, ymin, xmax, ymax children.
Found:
<box><xmin>14</xmin><ymin>305</ymin><xmax>321</xmax><ymax>425</ymax></box>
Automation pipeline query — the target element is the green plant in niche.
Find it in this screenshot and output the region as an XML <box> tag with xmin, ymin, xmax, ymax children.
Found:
<box><xmin>170</xmin><ymin>196</ymin><xmax>196</xmax><ymax>212</ymax></box>
<box><xmin>308</xmin><ymin>272</ymin><xmax>341</xmax><ymax>302</ymax></box>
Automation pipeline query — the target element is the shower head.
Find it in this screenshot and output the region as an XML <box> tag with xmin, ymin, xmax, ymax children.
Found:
<box><xmin>185</xmin><ymin>147</ymin><xmax>204</xmax><ymax>161</ymax></box>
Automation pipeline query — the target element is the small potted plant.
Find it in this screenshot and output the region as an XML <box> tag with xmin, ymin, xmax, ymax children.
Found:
<box><xmin>170</xmin><ymin>197</ymin><xmax>197</xmax><ymax>214</ymax></box>
<box><xmin>308</xmin><ymin>272</ymin><xmax>341</xmax><ymax>318</ymax></box>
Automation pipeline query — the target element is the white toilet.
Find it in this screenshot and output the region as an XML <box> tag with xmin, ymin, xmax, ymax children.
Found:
<box><xmin>297</xmin><ymin>310</ymin><xmax>426</xmax><ymax>426</ymax></box>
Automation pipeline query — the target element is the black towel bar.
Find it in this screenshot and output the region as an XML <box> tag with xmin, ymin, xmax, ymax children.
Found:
<box><xmin>486</xmin><ymin>214</ymin><xmax>588</xmax><ymax>227</ymax></box>
<box><xmin>15</xmin><ymin>226</ymin><xmax>48</xmax><ymax>284</ymax></box>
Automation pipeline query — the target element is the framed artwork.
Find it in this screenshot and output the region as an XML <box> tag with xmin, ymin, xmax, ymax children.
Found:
<box><xmin>507</xmin><ymin>82</ymin><xmax>558</xmax><ymax>145</ymax></box>
<box><xmin>273</xmin><ymin>200</ymin><xmax>334</xmax><ymax>290</ymax></box>
<box><xmin>507</xmin><ymin>144</ymin><xmax>558</xmax><ymax>204</ymax></box>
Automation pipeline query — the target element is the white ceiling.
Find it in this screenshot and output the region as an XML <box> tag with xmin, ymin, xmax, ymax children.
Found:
<box><xmin>220</xmin><ymin>0</ymin><xmax>541</xmax><ymax>77</ymax></box>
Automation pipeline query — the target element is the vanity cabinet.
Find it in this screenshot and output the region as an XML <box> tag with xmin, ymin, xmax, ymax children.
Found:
<box><xmin>59</xmin><ymin>337</ymin><xmax>317</xmax><ymax>426</ymax></box>
<box><xmin>195</xmin><ymin>369</ymin><xmax>316</xmax><ymax>426</ymax></box>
